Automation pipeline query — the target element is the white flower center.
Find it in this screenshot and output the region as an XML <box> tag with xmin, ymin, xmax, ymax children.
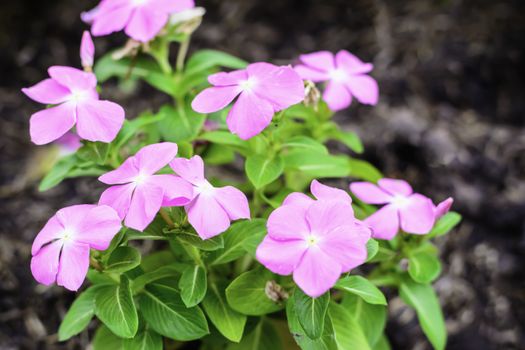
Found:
<box><xmin>132</xmin><ymin>0</ymin><xmax>148</xmax><ymax>6</ymax></box>
<box><xmin>133</xmin><ymin>173</ymin><xmax>150</xmax><ymax>186</ymax></box>
<box><xmin>239</xmin><ymin>78</ymin><xmax>257</xmax><ymax>91</ymax></box>
<box><xmin>390</xmin><ymin>195</ymin><xmax>410</xmax><ymax>208</ymax></box>
<box><xmin>329</xmin><ymin>69</ymin><xmax>348</xmax><ymax>82</ymax></box>
<box><xmin>61</xmin><ymin>228</ymin><xmax>75</xmax><ymax>241</ymax></box>
<box><xmin>195</xmin><ymin>180</ymin><xmax>215</xmax><ymax>196</ymax></box>
<box><xmin>306</xmin><ymin>234</ymin><xmax>319</xmax><ymax>247</ymax></box>
<box><xmin>70</xmin><ymin>90</ymin><xmax>90</xmax><ymax>102</ymax></box>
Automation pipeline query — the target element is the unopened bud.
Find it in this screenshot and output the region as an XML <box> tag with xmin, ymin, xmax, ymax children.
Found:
<box><xmin>304</xmin><ymin>80</ymin><xmax>321</xmax><ymax>109</ymax></box>
<box><xmin>169</xmin><ymin>7</ymin><xmax>206</xmax><ymax>35</ymax></box>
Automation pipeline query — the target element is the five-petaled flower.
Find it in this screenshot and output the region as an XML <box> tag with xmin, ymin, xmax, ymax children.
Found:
<box><xmin>99</xmin><ymin>143</ymin><xmax>193</xmax><ymax>231</ymax></box>
<box><xmin>256</xmin><ymin>180</ymin><xmax>371</xmax><ymax>298</ymax></box>
<box><xmin>191</xmin><ymin>62</ymin><xmax>305</xmax><ymax>140</ymax></box>
<box><xmin>169</xmin><ymin>155</ymin><xmax>250</xmax><ymax>239</ymax></box>
<box><xmin>30</xmin><ymin>205</ymin><xmax>122</xmax><ymax>291</ymax></box>
<box><xmin>294</xmin><ymin>50</ymin><xmax>379</xmax><ymax>111</ymax></box>
<box><xmin>85</xmin><ymin>0</ymin><xmax>195</xmax><ymax>42</ymax></box>
<box><xmin>350</xmin><ymin>178</ymin><xmax>437</xmax><ymax>240</ymax></box>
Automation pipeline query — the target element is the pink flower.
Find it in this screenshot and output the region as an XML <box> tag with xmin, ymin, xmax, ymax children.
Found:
<box><xmin>294</xmin><ymin>50</ymin><xmax>379</xmax><ymax>111</ymax></box>
<box><xmin>54</xmin><ymin>132</ymin><xmax>82</xmax><ymax>155</ymax></box>
<box><xmin>350</xmin><ymin>178</ymin><xmax>435</xmax><ymax>240</ymax></box>
<box><xmin>169</xmin><ymin>155</ymin><xmax>250</xmax><ymax>239</ymax></box>
<box><xmin>86</xmin><ymin>0</ymin><xmax>195</xmax><ymax>42</ymax></box>
<box><xmin>30</xmin><ymin>204</ymin><xmax>121</xmax><ymax>291</ymax></box>
<box><xmin>99</xmin><ymin>143</ymin><xmax>193</xmax><ymax>231</ymax></box>
<box><xmin>22</xmin><ymin>66</ymin><xmax>125</xmax><ymax>145</ymax></box>
<box><xmin>434</xmin><ymin>197</ymin><xmax>454</xmax><ymax>219</ymax></box>
<box><xmin>80</xmin><ymin>31</ymin><xmax>95</xmax><ymax>70</ymax></box>
<box><xmin>256</xmin><ymin>180</ymin><xmax>371</xmax><ymax>298</ymax></box>
<box><xmin>191</xmin><ymin>62</ymin><xmax>305</xmax><ymax>140</ymax></box>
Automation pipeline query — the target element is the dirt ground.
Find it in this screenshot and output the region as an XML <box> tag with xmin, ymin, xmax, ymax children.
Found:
<box><xmin>0</xmin><ymin>0</ymin><xmax>524</xmax><ymax>349</ymax></box>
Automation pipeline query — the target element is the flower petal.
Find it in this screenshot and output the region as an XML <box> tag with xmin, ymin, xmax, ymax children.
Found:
<box><xmin>22</xmin><ymin>79</ymin><xmax>71</xmax><ymax>105</ymax></box>
<box><xmin>125</xmin><ymin>6</ymin><xmax>168</xmax><ymax>42</ymax></box>
<box><xmin>335</xmin><ymin>50</ymin><xmax>373</xmax><ymax>75</ymax></box>
<box><xmin>29</xmin><ymin>102</ymin><xmax>76</xmax><ymax>145</ymax></box>
<box><xmin>169</xmin><ymin>155</ymin><xmax>205</xmax><ymax>185</ymax></box>
<box><xmin>125</xmin><ymin>182</ymin><xmax>164</xmax><ymax>231</ymax></box>
<box><xmin>214</xmin><ymin>186</ymin><xmax>250</xmax><ymax>220</ymax></box>
<box><xmin>267</xmin><ymin>203</ymin><xmax>310</xmax><ymax>240</ymax></box>
<box><xmin>91</xmin><ymin>3</ymin><xmax>133</xmax><ymax>37</ymax></box>
<box><xmin>350</xmin><ymin>182</ymin><xmax>393</xmax><ymax>204</ymax></box>
<box><xmin>30</xmin><ymin>241</ymin><xmax>62</xmax><ymax>286</ymax></box>
<box><xmin>208</xmin><ymin>70</ymin><xmax>248</xmax><ymax>86</ymax></box>
<box><xmin>148</xmin><ymin>0</ymin><xmax>195</xmax><ymax>13</ymax></box>
<box><xmin>377</xmin><ymin>178</ymin><xmax>413</xmax><ymax>197</ymax></box>
<box><xmin>134</xmin><ymin>142</ymin><xmax>179</xmax><ymax>175</ymax></box>
<box><xmin>256</xmin><ymin>236</ymin><xmax>306</xmax><ymax>275</ymax></box>
<box><xmin>293</xmin><ymin>65</ymin><xmax>329</xmax><ymax>82</ymax></box>
<box><xmin>31</xmin><ymin>215</ymin><xmax>64</xmax><ymax>255</ymax></box>
<box><xmin>55</xmin><ymin>204</ymin><xmax>97</xmax><ymax>230</ymax></box>
<box><xmin>186</xmin><ymin>195</ymin><xmax>230</xmax><ymax>239</ymax></box>
<box><xmin>310</xmin><ymin>180</ymin><xmax>351</xmax><ymax>204</ymax></box>
<box><xmin>191</xmin><ymin>86</ymin><xmax>241</xmax><ymax>114</ymax></box>
<box><xmin>281</xmin><ymin>192</ymin><xmax>314</xmax><ymax>209</ymax></box>
<box><xmin>293</xmin><ymin>247</ymin><xmax>342</xmax><ymax>298</ymax></box>
<box><xmin>399</xmin><ymin>194</ymin><xmax>435</xmax><ymax>234</ymax></box>
<box><xmin>56</xmin><ymin>241</ymin><xmax>90</xmax><ymax>291</ymax></box>
<box><xmin>99</xmin><ymin>158</ymin><xmax>139</xmax><ymax>185</ymax></box>
<box><xmin>76</xmin><ymin>205</ymin><xmax>122</xmax><ymax>250</ymax></box>
<box><xmin>345</xmin><ymin>74</ymin><xmax>379</xmax><ymax>105</ymax></box>
<box><xmin>319</xmin><ymin>224</ymin><xmax>370</xmax><ymax>272</ymax></box>
<box><xmin>365</xmin><ymin>204</ymin><xmax>399</xmax><ymax>240</ymax></box>
<box><xmin>323</xmin><ymin>81</ymin><xmax>352</xmax><ymax>111</ymax></box>
<box><xmin>148</xmin><ymin>175</ymin><xmax>194</xmax><ymax>206</ymax></box>
<box><xmin>226</xmin><ymin>91</ymin><xmax>274</xmax><ymax>140</ymax></box>
<box><xmin>305</xmin><ymin>200</ymin><xmax>354</xmax><ymax>236</ymax></box>
<box><xmin>48</xmin><ymin>66</ymin><xmax>97</xmax><ymax>91</ymax></box>
<box><xmin>98</xmin><ymin>184</ymin><xmax>135</xmax><ymax>219</ymax></box>
<box><xmin>434</xmin><ymin>197</ymin><xmax>453</xmax><ymax>219</ymax></box>
<box><xmin>299</xmin><ymin>51</ymin><xmax>335</xmax><ymax>72</ymax></box>
<box><xmin>76</xmin><ymin>99</ymin><xmax>125</xmax><ymax>143</ymax></box>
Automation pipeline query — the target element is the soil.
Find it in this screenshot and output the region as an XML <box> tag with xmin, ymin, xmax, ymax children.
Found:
<box><xmin>0</xmin><ymin>0</ymin><xmax>524</xmax><ymax>349</ymax></box>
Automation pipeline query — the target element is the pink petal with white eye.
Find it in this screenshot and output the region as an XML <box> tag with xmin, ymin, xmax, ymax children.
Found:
<box><xmin>282</xmin><ymin>192</ymin><xmax>314</xmax><ymax>209</ymax></box>
<box><xmin>56</xmin><ymin>241</ymin><xmax>90</xmax><ymax>291</ymax></box>
<box><xmin>305</xmin><ymin>200</ymin><xmax>354</xmax><ymax>236</ymax></box>
<box><xmin>293</xmin><ymin>65</ymin><xmax>329</xmax><ymax>82</ymax></box>
<box><xmin>30</xmin><ymin>240</ymin><xmax>62</xmax><ymax>286</ymax></box>
<box><xmin>299</xmin><ymin>51</ymin><xmax>335</xmax><ymax>72</ymax></box>
<box><xmin>320</xmin><ymin>225</ymin><xmax>369</xmax><ymax>272</ymax></box>
<box><xmin>134</xmin><ymin>142</ymin><xmax>179</xmax><ymax>175</ymax></box>
<box><xmin>345</xmin><ymin>74</ymin><xmax>379</xmax><ymax>105</ymax></box>
<box><xmin>226</xmin><ymin>91</ymin><xmax>274</xmax><ymax>140</ymax></box>
<box><xmin>208</xmin><ymin>69</ymin><xmax>248</xmax><ymax>86</ymax></box>
<box><xmin>310</xmin><ymin>180</ymin><xmax>351</xmax><ymax>204</ymax></box>
<box><xmin>80</xmin><ymin>31</ymin><xmax>95</xmax><ymax>68</ymax></box>
<box><xmin>186</xmin><ymin>195</ymin><xmax>231</xmax><ymax>239</ymax></box>
<box><xmin>267</xmin><ymin>203</ymin><xmax>310</xmax><ymax>240</ymax></box>
<box><xmin>350</xmin><ymin>182</ymin><xmax>393</xmax><ymax>204</ymax></box>
<box><xmin>256</xmin><ymin>236</ymin><xmax>307</xmax><ymax>275</ymax></box>
<box><xmin>191</xmin><ymin>86</ymin><xmax>241</xmax><ymax>114</ymax></box>
<box><xmin>31</xmin><ymin>215</ymin><xmax>63</xmax><ymax>255</ymax></box>
<box><xmin>399</xmin><ymin>194</ymin><xmax>435</xmax><ymax>234</ymax></box>
<box><xmin>377</xmin><ymin>178</ymin><xmax>413</xmax><ymax>197</ymax></box>
<box><xmin>148</xmin><ymin>0</ymin><xmax>195</xmax><ymax>13</ymax></box>
<box><xmin>323</xmin><ymin>81</ymin><xmax>352</xmax><ymax>111</ymax></box>
<box><xmin>335</xmin><ymin>50</ymin><xmax>373</xmax><ymax>75</ymax></box>
<box><xmin>91</xmin><ymin>3</ymin><xmax>133</xmax><ymax>37</ymax></box>
<box><xmin>99</xmin><ymin>184</ymin><xmax>135</xmax><ymax>219</ymax></box>
<box><xmin>365</xmin><ymin>204</ymin><xmax>399</xmax><ymax>240</ymax></box>
<box><xmin>76</xmin><ymin>205</ymin><xmax>122</xmax><ymax>250</ymax></box>
<box><xmin>99</xmin><ymin>158</ymin><xmax>139</xmax><ymax>185</ymax></box>
<box><xmin>248</xmin><ymin>63</ymin><xmax>305</xmax><ymax>111</ymax></box>
<box><xmin>214</xmin><ymin>186</ymin><xmax>250</xmax><ymax>220</ymax></box>
<box><xmin>76</xmin><ymin>99</ymin><xmax>125</xmax><ymax>143</ymax></box>
<box><xmin>55</xmin><ymin>204</ymin><xmax>96</xmax><ymax>231</ymax></box>
<box><xmin>434</xmin><ymin>197</ymin><xmax>453</xmax><ymax>219</ymax></box>
<box><xmin>22</xmin><ymin>79</ymin><xmax>71</xmax><ymax>105</ymax></box>
<box><xmin>293</xmin><ymin>247</ymin><xmax>342</xmax><ymax>298</ymax></box>
<box><xmin>29</xmin><ymin>102</ymin><xmax>76</xmax><ymax>145</ymax></box>
<box><xmin>148</xmin><ymin>175</ymin><xmax>194</xmax><ymax>206</ymax></box>
<box><xmin>169</xmin><ymin>155</ymin><xmax>205</xmax><ymax>185</ymax></box>
<box><xmin>48</xmin><ymin>66</ymin><xmax>97</xmax><ymax>92</ymax></box>
<box><xmin>125</xmin><ymin>6</ymin><xmax>168</xmax><ymax>42</ymax></box>
<box><xmin>125</xmin><ymin>182</ymin><xmax>165</xmax><ymax>231</ymax></box>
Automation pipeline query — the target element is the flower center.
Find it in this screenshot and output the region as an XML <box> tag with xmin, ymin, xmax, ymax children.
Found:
<box><xmin>239</xmin><ymin>78</ymin><xmax>257</xmax><ymax>91</ymax></box>
<box><xmin>133</xmin><ymin>173</ymin><xmax>149</xmax><ymax>186</ymax></box>
<box><xmin>306</xmin><ymin>234</ymin><xmax>319</xmax><ymax>246</ymax></box>
<box><xmin>390</xmin><ymin>195</ymin><xmax>410</xmax><ymax>208</ymax></box>
<box><xmin>329</xmin><ymin>69</ymin><xmax>348</xmax><ymax>82</ymax></box>
<box><xmin>61</xmin><ymin>228</ymin><xmax>75</xmax><ymax>241</ymax></box>
<box><xmin>70</xmin><ymin>90</ymin><xmax>90</xmax><ymax>102</ymax></box>
<box><xmin>132</xmin><ymin>0</ymin><xmax>148</xmax><ymax>6</ymax></box>
<box><xmin>195</xmin><ymin>180</ymin><xmax>215</xmax><ymax>196</ymax></box>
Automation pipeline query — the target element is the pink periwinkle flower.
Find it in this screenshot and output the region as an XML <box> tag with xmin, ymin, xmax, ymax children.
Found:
<box><xmin>350</xmin><ymin>178</ymin><xmax>436</xmax><ymax>240</ymax></box>
<box><xmin>80</xmin><ymin>31</ymin><xmax>95</xmax><ymax>70</ymax></box>
<box><xmin>256</xmin><ymin>180</ymin><xmax>371</xmax><ymax>298</ymax></box>
<box><xmin>169</xmin><ymin>155</ymin><xmax>250</xmax><ymax>239</ymax></box>
<box><xmin>294</xmin><ymin>50</ymin><xmax>379</xmax><ymax>111</ymax></box>
<box><xmin>191</xmin><ymin>62</ymin><xmax>305</xmax><ymax>140</ymax></box>
<box><xmin>54</xmin><ymin>132</ymin><xmax>82</xmax><ymax>155</ymax></box>
<box><xmin>99</xmin><ymin>143</ymin><xmax>193</xmax><ymax>231</ymax></box>
<box><xmin>85</xmin><ymin>0</ymin><xmax>195</xmax><ymax>43</ymax></box>
<box><xmin>31</xmin><ymin>204</ymin><xmax>121</xmax><ymax>291</ymax></box>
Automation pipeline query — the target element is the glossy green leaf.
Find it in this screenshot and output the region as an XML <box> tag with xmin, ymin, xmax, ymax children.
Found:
<box><xmin>283</xmin><ymin>150</ymin><xmax>350</xmax><ymax>178</ymax></box>
<box><xmin>341</xmin><ymin>293</ymin><xmax>387</xmax><ymax>347</ymax></box>
<box><xmin>199</xmin><ymin>131</ymin><xmax>248</xmax><ymax>150</ymax></box>
<box><xmin>427</xmin><ymin>212</ymin><xmax>462</xmax><ymax>238</ymax></box>
<box><xmin>179</xmin><ymin>265</ymin><xmax>207</xmax><ymax>307</ymax></box>
<box><xmin>92</xmin><ymin>325</ymin><xmax>124</xmax><ymax>350</ymax></box>
<box><xmin>95</xmin><ymin>276</ymin><xmax>139</xmax><ymax>338</ymax></box>
<box><xmin>202</xmin><ymin>283</ymin><xmax>247</xmax><ymax>342</ymax></box>
<box><xmin>123</xmin><ymin>326</ymin><xmax>163</xmax><ymax>350</ymax></box>
<box><xmin>245</xmin><ymin>155</ymin><xmax>284</xmax><ymax>189</ymax></box>
<box><xmin>373</xmin><ymin>334</ymin><xmax>392</xmax><ymax>350</ymax></box>
<box><xmin>58</xmin><ymin>285</ymin><xmax>102</xmax><ymax>341</ymax></box>
<box><xmin>77</xmin><ymin>141</ymin><xmax>111</xmax><ymax>165</ymax></box>
<box><xmin>329</xmin><ymin>302</ymin><xmax>371</xmax><ymax>350</ymax></box>
<box><xmin>335</xmin><ymin>276</ymin><xmax>387</xmax><ymax>305</ymax></box>
<box><xmin>105</xmin><ymin>246</ymin><xmax>141</xmax><ymax>273</ymax></box>
<box><xmin>294</xmin><ymin>289</ymin><xmax>330</xmax><ymax>340</ymax></box>
<box><xmin>174</xmin><ymin>230</ymin><xmax>224</xmax><ymax>251</ymax></box>
<box><xmin>39</xmin><ymin>155</ymin><xmax>77</xmax><ymax>191</ymax></box>
<box><xmin>227</xmin><ymin>319</ymin><xmax>283</xmax><ymax>350</ymax></box>
<box><xmin>185</xmin><ymin>49</ymin><xmax>247</xmax><ymax>75</ymax></box>
<box><xmin>282</xmin><ymin>136</ymin><xmax>328</xmax><ymax>154</ymax></box>
<box><xmin>366</xmin><ymin>239</ymin><xmax>379</xmax><ymax>262</ymax></box>
<box><xmin>139</xmin><ymin>283</ymin><xmax>209</xmax><ymax>340</ymax></box>
<box><xmin>347</xmin><ymin>158</ymin><xmax>383</xmax><ymax>182</ymax></box>
<box><xmin>333</xmin><ymin>130</ymin><xmax>364</xmax><ymax>154</ymax></box>
<box><xmin>399</xmin><ymin>278</ymin><xmax>447</xmax><ymax>350</ymax></box>
<box><xmin>157</xmin><ymin>104</ymin><xmax>205</xmax><ymax>143</ymax></box>
<box><xmin>408</xmin><ymin>251</ymin><xmax>442</xmax><ymax>284</ymax></box>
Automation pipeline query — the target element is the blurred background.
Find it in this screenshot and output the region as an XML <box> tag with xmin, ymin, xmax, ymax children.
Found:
<box><xmin>1</xmin><ymin>0</ymin><xmax>524</xmax><ymax>349</ymax></box>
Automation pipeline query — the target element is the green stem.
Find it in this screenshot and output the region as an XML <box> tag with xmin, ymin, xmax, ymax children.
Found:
<box><xmin>159</xmin><ymin>208</ymin><xmax>175</xmax><ymax>228</ymax></box>
<box><xmin>176</xmin><ymin>38</ymin><xmax>191</xmax><ymax>73</ymax></box>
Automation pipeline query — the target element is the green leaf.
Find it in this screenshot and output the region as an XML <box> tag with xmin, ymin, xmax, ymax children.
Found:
<box><xmin>341</xmin><ymin>293</ymin><xmax>387</xmax><ymax>347</ymax></box>
<box><xmin>157</xmin><ymin>104</ymin><xmax>206</xmax><ymax>143</ymax></box>
<box><xmin>282</xmin><ymin>136</ymin><xmax>328</xmax><ymax>154</ymax></box>
<box><xmin>77</xmin><ymin>141</ymin><xmax>111</xmax><ymax>165</ymax></box>
<box><xmin>131</xmin><ymin>264</ymin><xmax>184</xmax><ymax>293</ymax></box>
<box><xmin>294</xmin><ymin>289</ymin><xmax>330</xmax><ymax>340</ymax></box>
<box><xmin>123</xmin><ymin>327</ymin><xmax>163</xmax><ymax>350</ymax></box>
<box><xmin>408</xmin><ymin>251</ymin><xmax>442</xmax><ymax>284</ymax></box>
<box><xmin>225</xmin><ymin>269</ymin><xmax>284</xmax><ymax>316</ymax></box>
<box><xmin>139</xmin><ymin>283</ymin><xmax>209</xmax><ymax>340</ymax></box>
<box><xmin>399</xmin><ymin>278</ymin><xmax>447</xmax><ymax>350</ymax></box>
<box><xmin>202</xmin><ymin>283</ymin><xmax>247</xmax><ymax>342</ymax></box>
<box><xmin>245</xmin><ymin>155</ymin><xmax>284</xmax><ymax>189</ymax></box>
<box><xmin>95</xmin><ymin>276</ymin><xmax>139</xmax><ymax>339</ymax></box>
<box><xmin>329</xmin><ymin>302</ymin><xmax>371</xmax><ymax>350</ymax></box>
<box><xmin>227</xmin><ymin>319</ymin><xmax>283</xmax><ymax>350</ymax></box>
<box><xmin>92</xmin><ymin>326</ymin><xmax>124</xmax><ymax>350</ymax></box>
<box><xmin>199</xmin><ymin>131</ymin><xmax>248</xmax><ymax>150</ymax></box>
<box><xmin>58</xmin><ymin>285</ymin><xmax>102</xmax><ymax>341</ymax></box>
<box><xmin>179</xmin><ymin>265</ymin><xmax>207</xmax><ymax>307</ymax></box>
<box><xmin>39</xmin><ymin>155</ymin><xmax>77</xmax><ymax>191</ymax></box>
<box><xmin>366</xmin><ymin>239</ymin><xmax>379</xmax><ymax>262</ymax></box>
<box><xmin>185</xmin><ymin>50</ymin><xmax>247</xmax><ymax>75</ymax></box>
<box><xmin>208</xmin><ymin>219</ymin><xmax>267</xmax><ymax>265</ymax></box>
<box><xmin>369</xmin><ymin>245</ymin><xmax>397</xmax><ymax>263</ymax></box>
<box><xmin>373</xmin><ymin>334</ymin><xmax>392</xmax><ymax>350</ymax></box>
<box><xmin>335</xmin><ymin>276</ymin><xmax>387</xmax><ymax>305</ymax></box>
<box><xmin>347</xmin><ymin>158</ymin><xmax>383</xmax><ymax>182</ymax></box>
<box><xmin>333</xmin><ymin>130</ymin><xmax>364</xmax><ymax>154</ymax></box>
<box><xmin>283</xmin><ymin>150</ymin><xmax>350</xmax><ymax>178</ymax></box>
<box><xmin>174</xmin><ymin>230</ymin><xmax>224</xmax><ymax>251</ymax></box>
<box><xmin>427</xmin><ymin>212</ymin><xmax>462</xmax><ymax>238</ymax></box>
<box><xmin>105</xmin><ymin>246</ymin><xmax>142</xmax><ymax>273</ymax></box>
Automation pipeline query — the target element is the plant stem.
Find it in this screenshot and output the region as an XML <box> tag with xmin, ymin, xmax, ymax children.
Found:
<box><xmin>159</xmin><ymin>208</ymin><xmax>175</xmax><ymax>228</ymax></box>
<box><xmin>89</xmin><ymin>256</ymin><xmax>103</xmax><ymax>272</ymax></box>
<box><xmin>176</xmin><ymin>38</ymin><xmax>191</xmax><ymax>73</ymax></box>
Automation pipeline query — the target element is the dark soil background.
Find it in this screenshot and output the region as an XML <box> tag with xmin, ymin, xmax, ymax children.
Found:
<box><xmin>1</xmin><ymin>0</ymin><xmax>524</xmax><ymax>349</ymax></box>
